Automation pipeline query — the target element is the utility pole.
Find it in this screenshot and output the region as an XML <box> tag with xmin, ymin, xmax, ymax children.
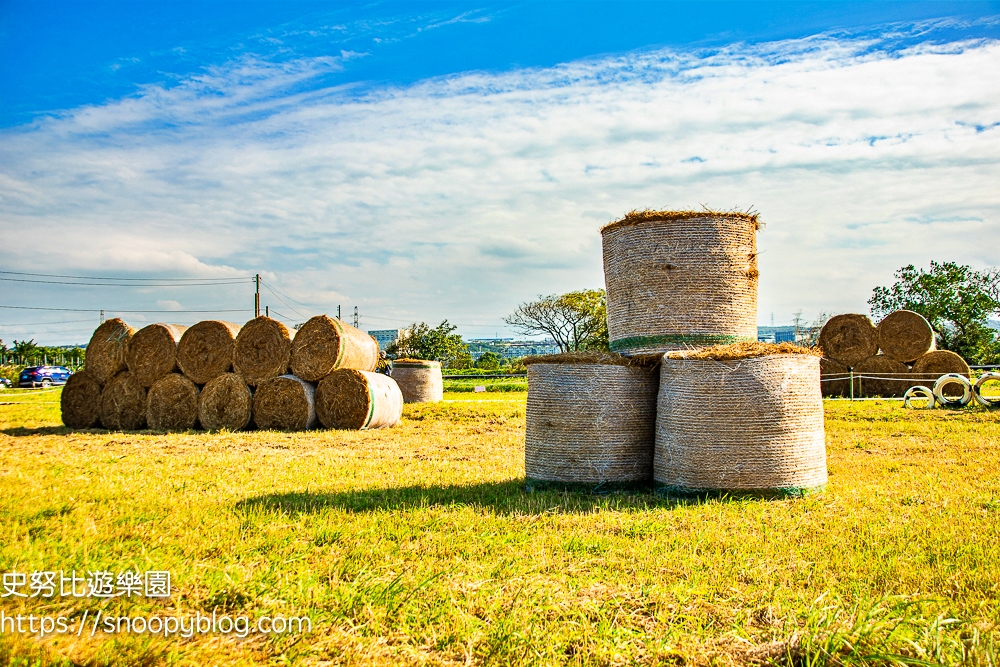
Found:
<box><xmin>353</xmin><ymin>306</ymin><xmax>359</xmax><ymax>329</ymax></box>
<box><xmin>265</xmin><ymin>306</ymin><xmax>269</xmax><ymax>318</ymax></box>
<box><xmin>100</xmin><ymin>309</ymin><xmax>105</xmax><ymax>324</ymax></box>
<box><xmin>337</xmin><ymin>305</ymin><xmax>341</xmax><ymax>320</ymax></box>
<box><xmin>254</xmin><ymin>274</ymin><xmax>261</xmax><ymax>318</ymax></box>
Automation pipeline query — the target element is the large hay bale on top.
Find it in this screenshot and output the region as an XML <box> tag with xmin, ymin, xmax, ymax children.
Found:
<box><xmin>253</xmin><ymin>374</ymin><xmax>316</xmax><ymax>431</ymax></box>
<box><xmin>233</xmin><ymin>316</ymin><xmax>293</xmax><ymax>386</ymax></box>
<box><xmin>126</xmin><ymin>323</ymin><xmax>188</xmax><ymax>388</ymax></box>
<box><xmin>525</xmin><ymin>352</ymin><xmax>660</xmax><ymax>487</ymax></box>
<box><xmin>655</xmin><ymin>343</ymin><xmax>826</xmax><ymax>496</ymax></box>
<box><xmin>60</xmin><ymin>371</ymin><xmax>102</xmax><ymax>428</ymax></box>
<box><xmin>315</xmin><ymin>369</ymin><xmax>403</xmax><ymax>430</ymax></box>
<box><xmin>199</xmin><ymin>372</ymin><xmax>253</xmax><ymax>431</ymax></box>
<box><xmin>853</xmin><ymin>355</ymin><xmax>912</xmax><ymax>397</ymax></box>
<box><xmin>146</xmin><ymin>373</ymin><xmax>200</xmax><ymax>431</ymax></box>
<box><xmin>84</xmin><ymin>318</ymin><xmax>135</xmax><ymax>385</ymax></box>
<box><xmin>820</xmin><ymin>357</ymin><xmax>850</xmax><ymax>397</ymax></box>
<box><xmin>818</xmin><ymin>314</ymin><xmax>878</xmax><ymax>367</ymax></box>
<box><xmin>177</xmin><ymin>320</ymin><xmax>241</xmax><ymax>385</ymax></box>
<box><xmin>391</xmin><ymin>359</ymin><xmax>444</xmax><ymax>403</ymax></box>
<box><xmin>911</xmin><ymin>350</ymin><xmax>971</xmax><ymax>391</ymax></box>
<box><xmin>290</xmin><ymin>315</ymin><xmax>378</xmax><ymax>381</ymax></box>
<box><xmin>876</xmin><ymin>310</ymin><xmax>935</xmax><ymax>363</ymax></box>
<box><xmin>99</xmin><ymin>371</ymin><xmax>147</xmax><ymax>431</ymax></box>
<box><xmin>601</xmin><ymin>210</ymin><xmax>759</xmax><ymax>354</ymax></box>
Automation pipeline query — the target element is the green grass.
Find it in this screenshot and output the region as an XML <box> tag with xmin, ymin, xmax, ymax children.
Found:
<box><xmin>1</xmin><ymin>388</ymin><xmax>998</xmax><ymax>665</ymax></box>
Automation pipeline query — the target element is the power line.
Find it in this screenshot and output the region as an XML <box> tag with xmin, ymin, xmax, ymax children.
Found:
<box><xmin>260</xmin><ymin>281</ymin><xmax>308</xmax><ymax>320</ymax></box>
<box><xmin>0</xmin><ymin>305</ymin><xmax>250</xmax><ymax>313</ymax></box>
<box><xmin>0</xmin><ymin>276</ymin><xmax>249</xmax><ymax>287</ymax></box>
<box><xmin>0</xmin><ymin>318</ymin><xmax>97</xmax><ymax>326</ymax></box>
<box><xmin>0</xmin><ymin>270</ymin><xmax>252</xmax><ymax>281</ymax></box>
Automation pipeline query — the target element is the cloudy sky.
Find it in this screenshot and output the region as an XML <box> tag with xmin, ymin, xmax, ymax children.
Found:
<box><xmin>2</xmin><ymin>1</ymin><xmax>999</xmax><ymax>345</ymax></box>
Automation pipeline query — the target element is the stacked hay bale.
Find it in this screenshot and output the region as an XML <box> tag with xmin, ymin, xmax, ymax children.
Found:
<box><xmin>392</xmin><ymin>359</ymin><xmax>444</xmax><ymax>403</ymax></box>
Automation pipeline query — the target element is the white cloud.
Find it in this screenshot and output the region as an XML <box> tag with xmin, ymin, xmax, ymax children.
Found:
<box><xmin>1</xmin><ymin>25</ymin><xmax>999</xmax><ymax>343</ymax></box>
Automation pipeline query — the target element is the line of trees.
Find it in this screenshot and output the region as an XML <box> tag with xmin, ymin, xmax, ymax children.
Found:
<box><xmin>0</xmin><ymin>339</ymin><xmax>86</xmax><ymax>368</ymax></box>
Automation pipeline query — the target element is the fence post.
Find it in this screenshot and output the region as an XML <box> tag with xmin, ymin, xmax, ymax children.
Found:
<box><xmin>849</xmin><ymin>368</ymin><xmax>855</xmax><ymax>400</ymax></box>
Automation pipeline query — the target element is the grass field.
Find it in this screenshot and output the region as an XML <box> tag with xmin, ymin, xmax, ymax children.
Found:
<box><xmin>1</xmin><ymin>387</ymin><xmax>998</xmax><ymax>666</ymax></box>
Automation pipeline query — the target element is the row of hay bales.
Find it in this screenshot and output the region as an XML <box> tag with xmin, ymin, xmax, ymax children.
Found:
<box><xmin>525</xmin><ymin>210</ymin><xmax>827</xmax><ymax>497</ymax></box>
<box><xmin>61</xmin><ymin>315</ymin><xmax>444</xmax><ymax>432</ymax></box>
<box><xmin>817</xmin><ymin>310</ymin><xmax>970</xmax><ymax>397</ymax></box>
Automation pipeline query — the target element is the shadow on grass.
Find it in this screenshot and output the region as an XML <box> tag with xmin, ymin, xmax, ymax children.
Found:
<box><xmin>1</xmin><ymin>425</ymin><xmax>77</xmax><ymax>436</ymax></box>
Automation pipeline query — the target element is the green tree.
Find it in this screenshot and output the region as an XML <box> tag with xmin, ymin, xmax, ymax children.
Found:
<box><xmin>503</xmin><ymin>289</ymin><xmax>609</xmax><ymax>353</ymax></box>
<box><xmin>12</xmin><ymin>339</ymin><xmax>38</xmax><ymax>363</ymax></box>
<box><xmin>869</xmin><ymin>261</ymin><xmax>1000</xmax><ymax>364</ymax></box>
<box><xmin>476</xmin><ymin>351</ymin><xmax>502</xmax><ymax>370</ymax></box>
<box><xmin>386</xmin><ymin>320</ymin><xmax>473</xmax><ymax>369</ymax></box>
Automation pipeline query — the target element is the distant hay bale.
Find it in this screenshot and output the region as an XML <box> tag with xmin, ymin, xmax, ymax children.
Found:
<box><xmin>146</xmin><ymin>373</ymin><xmax>200</xmax><ymax>431</ymax></box>
<box><xmin>820</xmin><ymin>357</ymin><xmax>850</xmax><ymax>397</ymax></box>
<box><xmin>253</xmin><ymin>374</ymin><xmax>316</xmax><ymax>431</ymax></box>
<box><xmin>290</xmin><ymin>315</ymin><xmax>378</xmax><ymax>382</ymax></box>
<box><xmin>99</xmin><ymin>371</ymin><xmax>147</xmax><ymax>431</ymax></box>
<box><xmin>60</xmin><ymin>371</ymin><xmax>102</xmax><ymax>428</ymax></box>
<box><xmin>199</xmin><ymin>372</ymin><xmax>253</xmax><ymax>431</ymax></box>
<box><xmin>876</xmin><ymin>310</ymin><xmax>935</xmax><ymax>363</ymax></box>
<box><xmin>524</xmin><ymin>352</ymin><xmax>660</xmax><ymax>486</ymax></box>
<box><xmin>315</xmin><ymin>369</ymin><xmax>403</xmax><ymax>430</ymax></box>
<box><xmin>126</xmin><ymin>323</ymin><xmax>188</xmax><ymax>388</ymax></box>
<box><xmin>818</xmin><ymin>314</ymin><xmax>878</xmax><ymax>367</ymax></box>
<box><xmin>84</xmin><ymin>318</ymin><xmax>135</xmax><ymax>385</ymax></box>
<box><xmin>177</xmin><ymin>320</ymin><xmax>242</xmax><ymax>385</ymax></box>
<box><xmin>601</xmin><ymin>210</ymin><xmax>759</xmax><ymax>354</ymax></box>
<box><xmin>391</xmin><ymin>359</ymin><xmax>444</xmax><ymax>403</ymax></box>
<box><xmin>853</xmin><ymin>355</ymin><xmax>912</xmax><ymax>397</ymax></box>
<box><xmin>233</xmin><ymin>316</ymin><xmax>293</xmax><ymax>386</ymax></box>
<box><xmin>911</xmin><ymin>350</ymin><xmax>971</xmax><ymax>394</ymax></box>
<box><xmin>655</xmin><ymin>350</ymin><xmax>826</xmax><ymax>496</ymax></box>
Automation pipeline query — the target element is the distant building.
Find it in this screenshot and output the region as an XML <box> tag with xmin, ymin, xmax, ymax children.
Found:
<box><xmin>368</xmin><ymin>329</ymin><xmax>407</xmax><ymax>351</ymax></box>
<box><xmin>467</xmin><ymin>338</ymin><xmax>560</xmax><ymax>359</ymax></box>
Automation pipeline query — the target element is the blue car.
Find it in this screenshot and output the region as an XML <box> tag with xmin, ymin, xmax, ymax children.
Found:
<box><xmin>19</xmin><ymin>366</ymin><xmax>72</xmax><ymax>388</ymax></box>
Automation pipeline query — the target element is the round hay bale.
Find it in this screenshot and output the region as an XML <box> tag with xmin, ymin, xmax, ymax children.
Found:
<box><xmin>911</xmin><ymin>350</ymin><xmax>971</xmax><ymax>395</ymax></box>
<box><xmin>655</xmin><ymin>345</ymin><xmax>826</xmax><ymax>496</ymax></box>
<box><xmin>601</xmin><ymin>210</ymin><xmax>759</xmax><ymax>354</ymax></box>
<box><xmin>99</xmin><ymin>371</ymin><xmax>147</xmax><ymax>431</ymax></box>
<box><xmin>817</xmin><ymin>314</ymin><xmax>878</xmax><ymax>367</ymax></box>
<box><xmin>199</xmin><ymin>372</ymin><xmax>253</xmax><ymax>431</ymax></box>
<box><xmin>60</xmin><ymin>371</ymin><xmax>102</xmax><ymax>428</ymax></box>
<box><xmin>876</xmin><ymin>310</ymin><xmax>935</xmax><ymax>363</ymax></box>
<box><xmin>820</xmin><ymin>357</ymin><xmax>850</xmax><ymax>397</ymax></box>
<box><xmin>524</xmin><ymin>352</ymin><xmax>659</xmax><ymax>487</ymax></box>
<box><xmin>177</xmin><ymin>320</ymin><xmax>242</xmax><ymax>385</ymax></box>
<box><xmin>126</xmin><ymin>323</ymin><xmax>188</xmax><ymax>388</ymax></box>
<box><xmin>853</xmin><ymin>355</ymin><xmax>912</xmax><ymax>397</ymax></box>
<box><xmin>391</xmin><ymin>359</ymin><xmax>444</xmax><ymax>403</ymax></box>
<box><xmin>233</xmin><ymin>316</ymin><xmax>293</xmax><ymax>386</ymax></box>
<box><xmin>315</xmin><ymin>369</ymin><xmax>403</xmax><ymax>430</ymax></box>
<box><xmin>290</xmin><ymin>315</ymin><xmax>378</xmax><ymax>381</ymax></box>
<box><xmin>253</xmin><ymin>374</ymin><xmax>316</xmax><ymax>431</ymax></box>
<box><xmin>84</xmin><ymin>318</ymin><xmax>135</xmax><ymax>385</ymax></box>
<box><xmin>146</xmin><ymin>373</ymin><xmax>200</xmax><ymax>431</ymax></box>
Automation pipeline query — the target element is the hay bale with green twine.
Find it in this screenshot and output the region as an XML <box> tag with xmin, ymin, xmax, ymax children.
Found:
<box><xmin>177</xmin><ymin>320</ymin><xmax>242</xmax><ymax>385</ymax></box>
<box><xmin>253</xmin><ymin>374</ymin><xmax>316</xmax><ymax>431</ymax></box>
<box><xmin>315</xmin><ymin>369</ymin><xmax>403</xmax><ymax>430</ymax></box>
<box><xmin>146</xmin><ymin>373</ymin><xmax>200</xmax><ymax>431</ymax></box>
<box><xmin>126</xmin><ymin>323</ymin><xmax>188</xmax><ymax>388</ymax></box>
<box><xmin>601</xmin><ymin>209</ymin><xmax>759</xmax><ymax>354</ymax></box>
<box><xmin>84</xmin><ymin>318</ymin><xmax>135</xmax><ymax>385</ymax></box>
<box><xmin>524</xmin><ymin>352</ymin><xmax>660</xmax><ymax>489</ymax></box>
<box><xmin>199</xmin><ymin>372</ymin><xmax>253</xmax><ymax>431</ymax></box>
<box><xmin>655</xmin><ymin>342</ymin><xmax>826</xmax><ymax>497</ymax></box>
<box><xmin>233</xmin><ymin>316</ymin><xmax>293</xmax><ymax>386</ymax></box>
<box><xmin>60</xmin><ymin>371</ymin><xmax>102</xmax><ymax>428</ymax></box>
<box><xmin>875</xmin><ymin>310</ymin><xmax>934</xmax><ymax>363</ymax></box>
<box><xmin>290</xmin><ymin>315</ymin><xmax>378</xmax><ymax>382</ymax></box>
<box><xmin>853</xmin><ymin>354</ymin><xmax>912</xmax><ymax>397</ymax></box>
<box><xmin>99</xmin><ymin>371</ymin><xmax>147</xmax><ymax>431</ymax></box>
<box><xmin>391</xmin><ymin>359</ymin><xmax>444</xmax><ymax>403</ymax></box>
<box><xmin>818</xmin><ymin>314</ymin><xmax>877</xmax><ymax>367</ymax></box>
<box><xmin>911</xmin><ymin>350</ymin><xmax>971</xmax><ymax>393</ymax></box>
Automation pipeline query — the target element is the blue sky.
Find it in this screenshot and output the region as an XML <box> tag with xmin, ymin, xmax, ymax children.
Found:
<box><xmin>2</xmin><ymin>1</ymin><xmax>1000</xmax><ymax>344</ymax></box>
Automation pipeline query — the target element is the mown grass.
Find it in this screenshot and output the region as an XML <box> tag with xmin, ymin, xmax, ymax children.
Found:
<box><xmin>0</xmin><ymin>388</ymin><xmax>998</xmax><ymax>666</ymax></box>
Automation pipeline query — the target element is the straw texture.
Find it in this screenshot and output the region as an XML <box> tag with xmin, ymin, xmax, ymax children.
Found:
<box><xmin>177</xmin><ymin>320</ymin><xmax>241</xmax><ymax>385</ymax></box>
<box><xmin>290</xmin><ymin>315</ymin><xmax>379</xmax><ymax>381</ymax></box>
<box><xmin>818</xmin><ymin>314</ymin><xmax>877</xmax><ymax>367</ymax></box>
<box><xmin>233</xmin><ymin>316</ymin><xmax>293</xmax><ymax>386</ymax></box>
<box><xmin>655</xmin><ymin>354</ymin><xmax>826</xmax><ymax>495</ymax></box>
<box><xmin>84</xmin><ymin>318</ymin><xmax>135</xmax><ymax>385</ymax></box>
<box><xmin>199</xmin><ymin>373</ymin><xmax>253</xmax><ymax>431</ymax></box>
<box><xmin>601</xmin><ymin>211</ymin><xmax>758</xmax><ymax>354</ymax></box>
<box><xmin>253</xmin><ymin>374</ymin><xmax>316</xmax><ymax>431</ymax></box>
<box><xmin>876</xmin><ymin>310</ymin><xmax>935</xmax><ymax>363</ymax></box>
<box><xmin>391</xmin><ymin>359</ymin><xmax>444</xmax><ymax>403</ymax></box>
<box><xmin>60</xmin><ymin>371</ymin><xmax>102</xmax><ymax>428</ymax></box>
<box><xmin>315</xmin><ymin>369</ymin><xmax>403</xmax><ymax>430</ymax></box>
<box><xmin>99</xmin><ymin>371</ymin><xmax>147</xmax><ymax>431</ymax></box>
<box><xmin>820</xmin><ymin>357</ymin><xmax>850</xmax><ymax>397</ymax></box>
<box><xmin>853</xmin><ymin>355</ymin><xmax>912</xmax><ymax>397</ymax></box>
<box><xmin>911</xmin><ymin>350</ymin><xmax>971</xmax><ymax>388</ymax></box>
<box><xmin>525</xmin><ymin>359</ymin><xmax>659</xmax><ymax>484</ymax></box>
<box><xmin>126</xmin><ymin>323</ymin><xmax>188</xmax><ymax>388</ymax></box>
<box><xmin>146</xmin><ymin>373</ymin><xmax>200</xmax><ymax>431</ymax></box>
